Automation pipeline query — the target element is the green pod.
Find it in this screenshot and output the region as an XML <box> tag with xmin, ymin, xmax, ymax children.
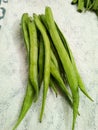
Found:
<box><xmin>28</xmin><ymin>19</ymin><xmax>39</xmax><ymax>102</ymax></box>
<box><xmin>21</xmin><ymin>13</ymin><xmax>30</xmax><ymax>52</ymax></box>
<box><xmin>13</xmin><ymin>14</ymin><xmax>34</xmax><ymax>130</ymax></box>
<box><xmin>34</xmin><ymin>14</ymin><xmax>51</xmax><ymax>122</ymax></box>
<box><xmin>38</xmin><ymin>35</ymin><xmax>45</xmax><ymax>88</ymax></box>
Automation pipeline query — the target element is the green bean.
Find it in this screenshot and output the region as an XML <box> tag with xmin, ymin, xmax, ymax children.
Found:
<box><xmin>34</xmin><ymin>14</ymin><xmax>51</xmax><ymax>122</ymax></box>
<box><xmin>13</xmin><ymin>82</ymin><xmax>34</xmax><ymax>130</ymax></box>
<box><xmin>50</xmin><ymin>78</ymin><xmax>58</xmax><ymax>97</ymax></box>
<box><xmin>38</xmin><ymin>35</ymin><xmax>44</xmax><ymax>88</ymax></box>
<box><xmin>55</xmin><ymin>22</ymin><xmax>93</xmax><ymax>101</ymax></box>
<box><xmin>55</xmin><ymin>23</ymin><xmax>71</xmax><ymax>60</ymax></box>
<box><xmin>45</xmin><ymin>7</ymin><xmax>79</xmax><ymax>130</ymax></box>
<box><xmin>13</xmin><ymin>14</ymin><xmax>34</xmax><ymax>130</ymax></box>
<box><xmin>28</xmin><ymin>19</ymin><xmax>39</xmax><ymax>102</ymax></box>
<box><xmin>21</xmin><ymin>13</ymin><xmax>30</xmax><ymax>52</ymax></box>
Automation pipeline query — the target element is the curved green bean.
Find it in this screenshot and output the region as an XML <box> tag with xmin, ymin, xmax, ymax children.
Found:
<box><xmin>28</xmin><ymin>19</ymin><xmax>39</xmax><ymax>102</ymax></box>
<box><xmin>13</xmin><ymin>14</ymin><xmax>34</xmax><ymax>130</ymax></box>
<box><xmin>34</xmin><ymin>14</ymin><xmax>51</xmax><ymax>122</ymax></box>
<box><xmin>38</xmin><ymin>35</ymin><xmax>44</xmax><ymax>88</ymax></box>
<box><xmin>21</xmin><ymin>13</ymin><xmax>30</xmax><ymax>52</ymax></box>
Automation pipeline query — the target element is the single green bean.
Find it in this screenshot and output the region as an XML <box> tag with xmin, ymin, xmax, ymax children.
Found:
<box><xmin>28</xmin><ymin>19</ymin><xmax>39</xmax><ymax>102</ymax></box>
<box><xmin>13</xmin><ymin>14</ymin><xmax>34</xmax><ymax>130</ymax></box>
<box><xmin>55</xmin><ymin>22</ymin><xmax>93</xmax><ymax>101</ymax></box>
<box><xmin>38</xmin><ymin>35</ymin><xmax>45</xmax><ymax>88</ymax></box>
<box><xmin>45</xmin><ymin>7</ymin><xmax>79</xmax><ymax>130</ymax></box>
<box><xmin>34</xmin><ymin>14</ymin><xmax>51</xmax><ymax>122</ymax></box>
<box><xmin>21</xmin><ymin>13</ymin><xmax>30</xmax><ymax>52</ymax></box>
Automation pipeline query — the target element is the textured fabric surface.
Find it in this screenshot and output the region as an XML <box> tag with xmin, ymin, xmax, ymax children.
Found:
<box><xmin>0</xmin><ymin>0</ymin><xmax>98</xmax><ymax>130</ymax></box>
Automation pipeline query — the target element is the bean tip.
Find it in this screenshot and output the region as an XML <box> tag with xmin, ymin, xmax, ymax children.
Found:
<box><xmin>77</xmin><ymin>9</ymin><xmax>83</xmax><ymax>13</ymax></box>
<box><xmin>39</xmin><ymin>119</ymin><xmax>42</xmax><ymax>123</ymax></box>
<box><xmin>90</xmin><ymin>98</ymin><xmax>94</xmax><ymax>102</ymax></box>
<box><xmin>71</xmin><ymin>2</ymin><xmax>76</xmax><ymax>5</ymax></box>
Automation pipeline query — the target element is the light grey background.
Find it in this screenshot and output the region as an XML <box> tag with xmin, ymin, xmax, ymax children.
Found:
<box><xmin>0</xmin><ymin>0</ymin><xmax>98</xmax><ymax>130</ymax></box>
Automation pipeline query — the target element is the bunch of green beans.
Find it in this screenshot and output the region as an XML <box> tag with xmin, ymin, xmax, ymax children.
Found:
<box><xmin>13</xmin><ymin>6</ymin><xmax>93</xmax><ymax>130</ymax></box>
<box><xmin>71</xmin><ymin>0</ymin><xmax>98</xmax><ymax>14</ymax></box>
